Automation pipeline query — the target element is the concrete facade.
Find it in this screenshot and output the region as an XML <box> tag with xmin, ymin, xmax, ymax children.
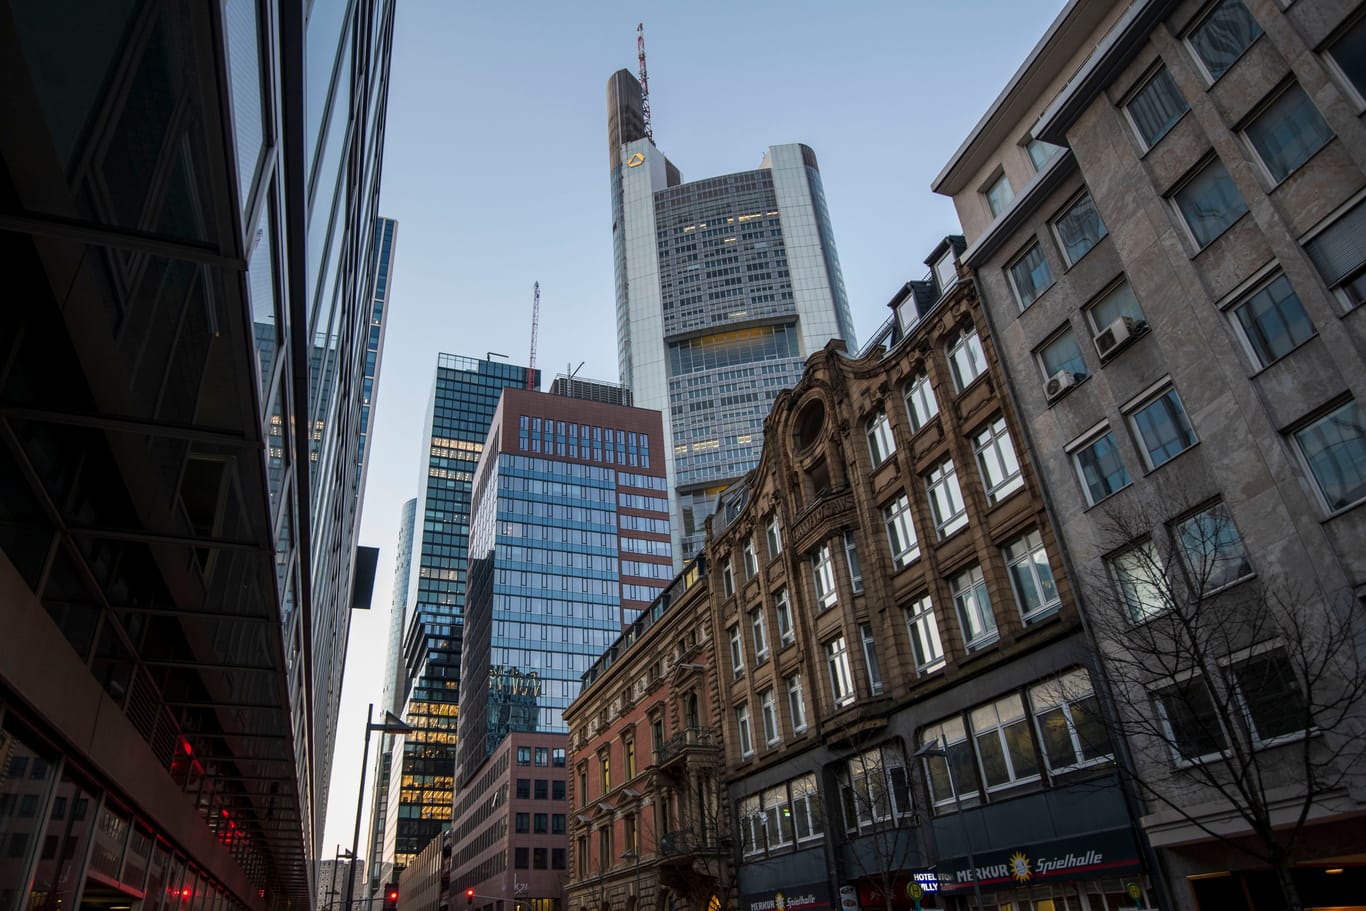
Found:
<box><xmin>934</xmin><ymin>1</ymin><xmax>1366</xmax><ymax>907</ymax></box>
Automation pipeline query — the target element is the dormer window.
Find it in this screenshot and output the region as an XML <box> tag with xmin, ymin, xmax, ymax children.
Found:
<box><xmin>934</xmin><ymin>252</ymin><xmax>958</xmax><ymax>293</ymax></box>
<box><xmin>985</xmin><ymin>172</ymin><xmax>1014</xmax><ymax>217</ymax></box>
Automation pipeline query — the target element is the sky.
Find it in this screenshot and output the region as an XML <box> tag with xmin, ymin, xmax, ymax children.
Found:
<box><xmin>322</xmin><ymin>0</ymin><xmax>1069</xmax><ymax>862</ymax></box>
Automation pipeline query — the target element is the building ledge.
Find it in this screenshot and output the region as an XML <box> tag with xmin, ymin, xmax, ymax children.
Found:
<box><xmin>962</xmin><ymin>149</ymin><xmax>1078</xmax><ymax>268</ymax></box>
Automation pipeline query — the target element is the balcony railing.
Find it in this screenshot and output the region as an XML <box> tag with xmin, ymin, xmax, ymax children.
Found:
<box><xmin>658</xmin><ymin>827</ymin><xmax>726</xmax><ymax>857</ymax></box>
<box><xmin>656</xmin><ymin>726</ymin><xmax>721</xmax><ymax>767</ymax></box>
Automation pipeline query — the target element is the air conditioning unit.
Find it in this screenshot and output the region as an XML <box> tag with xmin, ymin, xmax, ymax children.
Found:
<box><xmin>1045</xmin><ymin>370</ymin><xmax>1081</xmax><ymax>400</ymax></box>
<box><xmin>1093</xmin><ymin>316</ymin><xmax>1146</xmax><ymax>359</ymax></box>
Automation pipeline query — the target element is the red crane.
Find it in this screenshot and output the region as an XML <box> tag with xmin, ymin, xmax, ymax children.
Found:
<box><xmin>637</xmin><ymin>23</ymin><xmax>653</xmax><ymax>144</ymax></box>
<box><xmin>526</xmin><ymin>281</ymin><xmax>540</xmax><ymax>390</ymax></box>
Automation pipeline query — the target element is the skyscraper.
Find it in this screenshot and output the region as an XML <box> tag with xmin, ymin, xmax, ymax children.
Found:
<box><xmin>608</xmin><ymin>69</ymin><xmax>856</xmax><ymax>562</ymax></box>
<box><xmin>380</xmin><ymin>355</ymin><xmax>535</xmax><ymax>871</ymax></box>
<box><xmin>0</xmin><ymin>0</ymin><xmax>396</xmax><ymax>906</ymax></box>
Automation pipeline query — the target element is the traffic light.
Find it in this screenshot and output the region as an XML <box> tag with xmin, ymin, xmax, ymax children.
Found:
<box><xmin>382</xmin><ymin>885</ymin><xmax>399</xmax><ymax>911</ymax></box>
<box><xmin>465</xmin><ymin>888</ymin><xmax>476</xmax><ymax>906</ymax></box>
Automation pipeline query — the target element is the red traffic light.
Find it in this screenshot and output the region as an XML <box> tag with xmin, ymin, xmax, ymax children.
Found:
<box><xmin>388</xmin><ymin>891</ymin><xmax>399</xmax><ymax>902</ymax></box>
<box><xmin>465</xmin><ymin>889</ymin><xmax>476</xmax><ymax>904</ymax></box>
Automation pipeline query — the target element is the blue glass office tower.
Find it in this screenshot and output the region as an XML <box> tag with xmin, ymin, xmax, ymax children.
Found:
<box><xmin>380</xmin><ymin>356</ymin><xmax>535</xmax><ymax>870</ymax></box>
<box><xmin>454</xmin><ymin>384</ymin><xmax>671</xmax><ymax>785</ymax></box>
<box><xmin>0</xmin><ymin>0</ymin><xmax>396</xmax><ymax>907</ymax></box>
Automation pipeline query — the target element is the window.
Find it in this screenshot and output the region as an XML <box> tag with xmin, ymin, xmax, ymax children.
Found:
<box><xmin>728</xmin><ymin>625</ymin><xmax>744</xmax><ymax>678</ymax></box>
<box><xmin>1174</xmin><ymin>502</ymin><xmax>1252</xmax><ymax>593</ymax></box>
<box><xmin>598</xmin><ymin>827</ymin><xmax>613</xmax><ymax>870</ymax></box>
<box><xmin>625</xmin><ymin>739</ymin><xmax>636</xmax><ymax>778</ymax></box>
<box><xmin>844</xmin><ymin>531</ymin><xmax>863</xmax><ymax>593</ymax></box>
<box><xmin>517</xmin><ymin>746</ymin><xmax>531</xmax><ymax>766</ymax></box>
<box><xmin>516</xmin><ymin>778</ymin><xmax>530</xmax><ymax>799</ymax></box>
<box><xmin>774</xmin><ymin>589</ymin><xmax>794</xmax><ymax>646</ymax></box>
<box><xmin>736</xmin><ymin>703</ymin><xmax>754</xmax><ymax>758</ymax></box>
<box><xmin>883</xmin><ymin>494</ymin><xmax>920</xmax><ymax>570</ymax></box>
<box><xmin>926</xmin><ymin>459</ymin><xmax>968</xmax><ymax>538</ymax></box>
<box><xmin>623</xmin><ymin>814</ymin><xmax>637</xmax><ymax>855</ymax></box>
<box><xmin>790</xmin><ymin>774</ymin><xmax>823</xmax><ymax>841</ymax></box>
<box><xmin>1007</xmin><ymin>241</ymin><xmax>1054</xmax><ymax>310</ymax></box>
<box><xmin>904</xmin><ymin>373</ymin><xmax>939</xmax><ymax>431</ymax></box>
<box><xmin>1086</xmin><ymin>281</ymin><xmax>1146</xmax><ymax>334</ymax></box>
<box><xmin>534</xmin><ymin>846</ymin><xmax>547</xmax><ymax>869</ymax></box>
<box><xmin>1245</xmin><ymin>84</ymin><xmax>1332</xmax><ymax>182</ymax></box>
<box><xmin>1004</xmin><ymin>530</ymin><xmax>1060</xmax><ymax>621</ymax></box>
<box><xmin>920</xmin><ymin>718</ymin><xmax>978</xmax><ymax>806</ymax></box>
<box><xmin>552</xmin><ymin>814</ymin><xmax>566</xmax><ymax>834</ymax></box>
<box><xmin>1109</xmin><ymin>540</ymin><xmax>1170</xmax><ymax>622</ymax></box>
<box><xmin>1039</xmin><ymin>326</ymin><xmax>1087</xmax><ymax>379</ymax></box>
<box><xmin>1027</xmin><ymin>137</ymin><xmax>1063</xmax><ymax>171</ymax></box>
<box><xmin>552</xmin><ymin>780</ymin><xmax>566</xmax><ymax>800</ymax></box>
<box><xmin>934</xmin><ymin>251</ymin><xmax>959</xmax><ymax>291</ymax></box>
<box><xmin>760</xmin><ymin>689</ymin><xmax>780</xmax><ymax>746</ymax></box>
<box><xmin>1128</xmin><ymin>385</ymin><xmax>1198</xmax><ymax>469</ymax></box>
<box><xmin>1228</xmin><ymin>650</ymin><xmax>1308</xmax><ymax>744</ymax></box>
<box><xmin>1230</xmin><ymin>273</ymin><xmax>1313</xmax><ymax>366</ymax></box>
<box><xmin>1326</xmin><ymin>15</ymin><xmax>1366</xmax><ymax>106</ymax></box>
<box><xmin>812</xmin><ymin>544</ymin><xmax>837</xmax><ymax>610</ymax></box>
<box><xmin>534</xmin><ymin>813</ymin><xmax>548</xmax><ymax>833</ymax></box>
<box><xmin>971</xmin><ymin>694</ymin><xmax>1041</xmax><ymax>790</ymax></box>
<box><xmin>515</xmin><ymin>846</ymin><xmax>529</xmax><ymax>869</ymax></box>
<box><xmin>973</xmin><ymin>417</ymin><xmax>1024</xmax><ymax>504</ymax></box>
<box><xmin>751</xmin><ymin>609</ymin><xmax>769</xmax><ymax>664</ymax></box>
<box><xmin>600</xmin><ymin>754</ymin><xmax>611</xmax><ymax>791</ymax></box>
<box><xmin>1029</xmin><ymin>670</ymin><xmax>1111</xmax><ymax>772</ymax></box>
<box><xmin>1292</xmin><ymin>400</ymin><xmax>1366</xmax><ymax>512</ymax></box>
<box><xmin>985</xmin><ymin>172</ymin><xmax>1014</xmax><ymax>217</ymax></box>
<box><xmin>786</xmin><ymin>674</ymin><xmax>808</xmax><ymax>733</ymax></box>
<box><xmin>552</xmin><ymin>748</ymin><xmax>566</xmax><ymax>767</ymax></box>
<box><xmin>534</xmin><ymin>779</ymin><xmax>548</xmax><ymax>799</ymax></box>
<box><xmin>947</xmin><ymin>329</ymin><xmax>988</xmax><ymax>391</ymax></box>
<box><xmin>552</xmin><ymin>848</ymin><xmax>566</xmax><ymax>870</ymax></box>
<box><xmin>840</xmin><ymin>746</ymin><xmax>911</xmax><ymax>832</ymax></box>
<box><xmin>1065</xmin><ymin>428</ymin><xmax>1131</xmax><ymax>505</ymax></box>
<box><xmin>765</xmin><ymin>514</ymin><xmax>782</xmax><ymax>559</ymax></box>
<box><xmin>951</xmin><ymin>565</ymin><xmax>997</xmax><ymax>649</ymax></box>
<box><xmin>576</xmin><ymin>835</ymin><xmax>587</xmax><ymax>876</ymax></box>
<box><xmin>904</xmin><ymin>595</ymin><xmax>945</xmax><ymax>674</ymax></box>
<box><xmin>1126</xmin><ymin>66</ymin><xmax>1189</xmax><ymax>149</ymax></box>
<box><xmin>1174</xmin><ymin>159</ymin><xmax>1249</xmax><ymax>247</ymax></box>
<box><xmin>826</xmin><ymin>636</ymin><xmax>855</xmax><ymax>707</ymax></box>
<box><xmin>866</xmin><ymin>410</ymin><xmax>896</xmax><ymax>466</ymax></box>
<box><xmin>1053</xmin><ymin>192</ymin><xmax>1108</xmax><ymax>265</ymax></box>
<box><xmin>722</xmin><ymin>559</ymin><xmax>735</xmax><ymax>597</ymax></box>
<box><xmin>1304</xmin><ymin>198</ymin><xmax>1366</xmax><ymax>309</ymax></box>
<box><xmin>577</xmin><ymin>767</ymin><xmax>587</xmax><ymax>804</ymax></box>
<box><xmin>515</xmin><ymin>812</ymin><xmax>530</xmax><ymax>833</ymax></box>
<box><xmin>534</xmin><ymin>747</ymin><xmax>549</xmax><ymax>767</ymax></box>
<box><xmin>860</xmin><ymin>623</ymin><xmax>883</xmax><ymax>695</ymax></box>
<box><xmin>743</xmin><ymin>539</ymin><xmax>758</xmax><ymax>578</ymax></box>
<box><xmin>1188</xmin><ymin>0</ymin><xmax>1262</xmax><ymax>81</ymax></box>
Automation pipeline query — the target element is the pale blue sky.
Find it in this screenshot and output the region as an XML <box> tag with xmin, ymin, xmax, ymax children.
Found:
<box><xmin>324</xmin><ymin>0</ymin><xmax>1068</xmax><ymax>860</ymax></box>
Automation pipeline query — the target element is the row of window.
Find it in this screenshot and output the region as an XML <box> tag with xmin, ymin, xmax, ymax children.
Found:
<box><xmin>513</xmin><ymin>747</ymin><xmax>567</xmax><ymax>767</ymax></box>
<box><xmin>513</xmin><ymin>812</ymin><xmax>566</xmax><ymax>833</ymax></box>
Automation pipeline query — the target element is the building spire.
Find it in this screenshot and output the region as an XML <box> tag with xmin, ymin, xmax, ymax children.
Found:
<box><xmin>637</xmin><ymin>22</ymin><xmax>654</xmax><ymax>144</ymax></box>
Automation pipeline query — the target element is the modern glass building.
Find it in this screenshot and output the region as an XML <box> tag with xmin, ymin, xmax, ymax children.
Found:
<box><xmin>0</xmin><ymin>0</ymin><xmax>396</xmax><ymax>908</ymax></box>
<box><xmin>454</xmin><ymin>384</ymin><xmax>671</xmax><ymax>785</ymax></box>
<box><xmin>607</xmin><ymin>69</ymin><xmax>856</xmax><ymax>562</ymax></box>
<box><xmin>379</xmin><ymin>356</ymin><xmax>534</xmax><ymax>871</ymax></box>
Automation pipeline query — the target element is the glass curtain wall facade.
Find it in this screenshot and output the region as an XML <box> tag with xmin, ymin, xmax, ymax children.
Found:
<box><xmin>608</xmin><ymin>69</ymin><xmax>855</xmax><ymax>563</ymax></box>
<box><xmin>0</xmin><ymin>0</ymin><xmax>396</xmax><ymax>907</ymax></box>
<box><xmin>381</xmin><ymin>356</ymin><xmax>534</xmax><ymax>871</ymax></box>
<box><xmin>455</xmin><ymin>387</ymin><xmax>670</xmax><ymax>787</ymax></box>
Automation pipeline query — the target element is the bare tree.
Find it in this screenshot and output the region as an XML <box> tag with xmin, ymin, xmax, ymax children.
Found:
<box><xmin>828</xmin><ymin>739</ymin><xmax>921</xmax><ymax>911</ymax></box>
<box><xmin>654</xmin><ymin>728</ymin><xmax>736</xmax><ymax>911</ymax></box>
<box><xmin>1079</xmin><ymin>495</ymin><xmax>1366</xmax><ymax>911</ymax></box>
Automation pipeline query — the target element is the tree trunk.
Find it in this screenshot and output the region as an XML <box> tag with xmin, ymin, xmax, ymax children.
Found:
<box><xmin>1272</xmin><ymin>857</ymin><xmax>1304</xmax><ymax>911</ymax></box>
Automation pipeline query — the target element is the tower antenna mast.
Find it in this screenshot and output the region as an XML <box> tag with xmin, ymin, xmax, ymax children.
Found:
<box><xmin>527</xmin><ymin>281</ymin><xmax>540</xmax><ymax>390</ymax></box>
<box><xmin>637</xmin><ymin>22</ymin><xmax>653</xmax><ymax>144</ymax></box>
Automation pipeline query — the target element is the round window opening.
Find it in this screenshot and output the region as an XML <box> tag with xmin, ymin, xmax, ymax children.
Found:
<box><xmin>793</xmin><ymin>398</ymin><xmax>826</xmax><ymax>451</ymax></box>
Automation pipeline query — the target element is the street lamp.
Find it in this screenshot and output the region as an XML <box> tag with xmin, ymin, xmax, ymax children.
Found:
<box><xmin>345</xmin><ymin>705</ymin><xmax>414</xmax><ymax>911</ymax></box>
<box><xmin>621</xmin><ymin>851</ymin><xmax>641</xmax><ymax>911</ymax></box>
<box><xmin>329</xmin><ymin>847</ymin><xmax>355</xmax><ymax>911</ymax></box>
<box><xmin>914</xmin><ymin>739</ymin><xmax>985</xmax><ymax>911</ymax></box>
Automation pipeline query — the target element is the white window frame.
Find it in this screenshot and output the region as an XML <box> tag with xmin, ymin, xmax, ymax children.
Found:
<box><xmin>1003</xmin><ymin>529</ymin><xmax>1061</xmax><ymax>622</ymax></box>
<box><xmin>1151</xmin><ymin>674</ymin><xmax>1229</xmax><ymax>765</ymax></box>
<box><xmin>786</xmin><ymin>674</ymin><xmax>808</xmax><ymax>733</ymax></box>
<box><xmin>947</xmin><ymin>328</ymin><xmax>988</xmax><ymax>392</ymax></box>
<box><xmin>790</xmin><ymin>773</ymin><xmax>823</xmax><ymax>842</ymax></box>
<box><xmin>751</xmin><ymin>608</ymin><xmax>769</xmax><ymax>664</ymax></box>
<box><xmin>1323</xmin><ymin>13</ymin><xmax>1366</xmax><ymax>112</ymax></box>
<box><xmin>1051</xmin><ymin>191</ymin><xmax>1109</xmax><ymax>267</ymax></box>
<box><xmin>722</xmin><ymin>558</ymin><xmax>735</xmax><ymax>597</ymax></box>
<box><xmin>926</xmin><ymin>458</ymin><xmax>968</xmax><ymax>539</ymax></box>
<box><xmin>760</xmin><ymin>689</ymin><xmax>780</xmax><ymax>746</ymax></box>
<box><xmin>1123</xmin><ymin>64</ymin><xmax>1189</xmax><ymax>151</ymax></box>
<box><xmin>1026</xmin><ymin>136</ymin><xmax>1063</xmax><ymax>172</ymax></box>
<box><xmin>844</xmin><ymin>531</ymin><xmax>863</xmax><ymax>593</ymax></box>
<box><xmin>883</xmin><ymin>494</ymin><xmax>921</xmax><ymax>570</ymax></box>
<box><xmin>920</xmin><ymin>717</ymin><xmax>979</xmax><ymax>807</ymax></box>
<box><xmin>1108</xmin><ymin>539</ymin><xmax>1171</xmax><ymax>623</ymax></box>
<box><xmin>866</xmin><ymin>409</ymin><xmax>896</xmax><ymax>466</ymax></box>
<box><xmin>904</xmin><ymin>594</ymin><xmax>945</xmax><ymax>674</ymax></box>
<box><xmin>842</xmin><ymin>746</ymin><xmax>912</xmax><ymax>832</ymax></box>
<box><xmin>951</xmin><ymin>564</ymin><xmax>997</xmax><ymax>649</ymax></box>
<box><xmin>1124</xmin><ymin>381</ymin><xmax>1198</xmax><ymax>470</ymax></box>
<box><xmin>765</xmin><ymin>514</ymin><xmax>782</xmax><ymax>559</ymax></box>
<box><xmin>1224</xmin><ymin>270</ymin><xmax>1315</xmax><ymax>368</ymax></box>
<box><xmin>1068</xmin><ymin>423</ymin><xmax>1132</xmax><ymax>506</ymax></box>
<box><xmin>1302</xmin><ymin>195</ymin><xmax>1366</xmax><ymax>311</ymax></box>
<box><xmin>1241</xmin><ymin>82</ymin><xmax>1333</xmax><ymax>186</ymax></box>
<box><xmin>1027</xmin><ymin>669</ymin><xmax>1113</xmax><ymax>773</ymax></box>
<box><xmin>984</xmin><ymin>170</ymin><xmax>1014</xmax><ymax>217</ymax></box>
<box><xmin>1084</xmin><ymin>279</ymin><xmax>1146</xmax><ymax>335</ymax></box>
<box><xmin>812</xmin><ymin>544</ymin><xmax>837</xmax><ymax>610</ymax></box>
<box><xmin>825</xmin><ymin>636</ymin><xmax>855</xmax><ymax>707</ymax></box>
<box><xmin>1007</xmin><ymin>239</ymin><xmax>1055</xmax><ymax>312</ymax></box>
<box><xmin>860</xmin><ymin>623</ymin><xmax>883</xmax><ymax>696</ymax></box>
<box><xmin>743</xmin><ymin>539</ymin><xmax>758</xmax><ymax>578</ymax></box>
<box><xmin>1172</xmin><ymin>501</ymin><xmax>1253</xmax><ymax>595</ymax></box>
<box><xmin>1036</xmin><ymin>324</ymin><xmax>1088</xmax><ymax>380</ymax></box>
<box><xmin>973</xmin><ymin>416</ymin><xmax>1024</xmax><ymax>505</ymax></box>
<box><xmin>1171</xmin><ymin>157</ymin><xmax>1249</xmax><ymax>250</ymax></box>
<box><xmin>774</xmin><ymin>588</ymin><xmax>794</xmax><ymax>646</ymax></box>
<box><xmin>736</xmin><ymin>702</ymin><xmax>754</xmax><ymax>759</ymax></box>
<box><xmin>970</xmin><ymin>694</ymin><xmax>1042</xmax><ymax>792</ymax></box>
<box><xmin>1224</xmin><ymin>647</ymin><xmax>1310</xmax><ymax>747</ymax></box>
<box><xmin>904</xmin><ymin>372</ymin><xmax>940</xmax><ymax>432</ymax></box>
<box><xmin>1289</xmin><ymin>399</ymin><xmax>1366</xmax><ymax>514</ymax></box>
<box><xmin>1185</xmin><ymin>0</ymin><xmax>1263</xmax><ymax>84</ymax></box>
<box><xmin>728</xmin><ymin>624</ymin><xmax>745</xmax><ymax>679</ymax></box>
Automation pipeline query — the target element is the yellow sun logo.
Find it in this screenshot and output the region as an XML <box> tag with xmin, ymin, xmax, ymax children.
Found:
<box><xmin>1009</xmin><ymin>851</ymin><xmax>1032</xmax><ymax>882</ymax></box>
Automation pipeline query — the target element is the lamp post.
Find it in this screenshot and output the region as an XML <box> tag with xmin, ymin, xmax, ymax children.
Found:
<box><xmin>914</xmin><ymin>739</ymin><xmax>985</xmax><ymax>911</ymax></box>
<box><xmin>345</xmin><ymin>705</ymin><xmax>414</xmax><ymax>911</ymax></box>
<box><xmin>620</xmin><ymin>851</ymin><xmax>641</xmax><ymax>911</ymax></box>
<box><xmin>329</xmin><ymin>846</ymin><xmax>354</xmax><ymax>911</ymax></box>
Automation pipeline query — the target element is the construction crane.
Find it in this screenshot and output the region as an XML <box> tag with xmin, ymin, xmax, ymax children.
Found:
<box><xmin>526</xmin><ymin>281</ymin><xmax>540</xmax><ymax>390</ymax></box>
<box><xmin>637</xmin><ymin>23</ymin><xmax>653</xmax><ymax>144</ymax></box>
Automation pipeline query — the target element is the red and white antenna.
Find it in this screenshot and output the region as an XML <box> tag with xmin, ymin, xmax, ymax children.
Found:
<box><xmin>527</xmin><ymin>281</ymin><xmax>540</xmax><ymax>390</ymax></box>
<box><xmin>637</xmin><ymin>22</ymin><xmax>654</xmax><ymax>144</ymax></box>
